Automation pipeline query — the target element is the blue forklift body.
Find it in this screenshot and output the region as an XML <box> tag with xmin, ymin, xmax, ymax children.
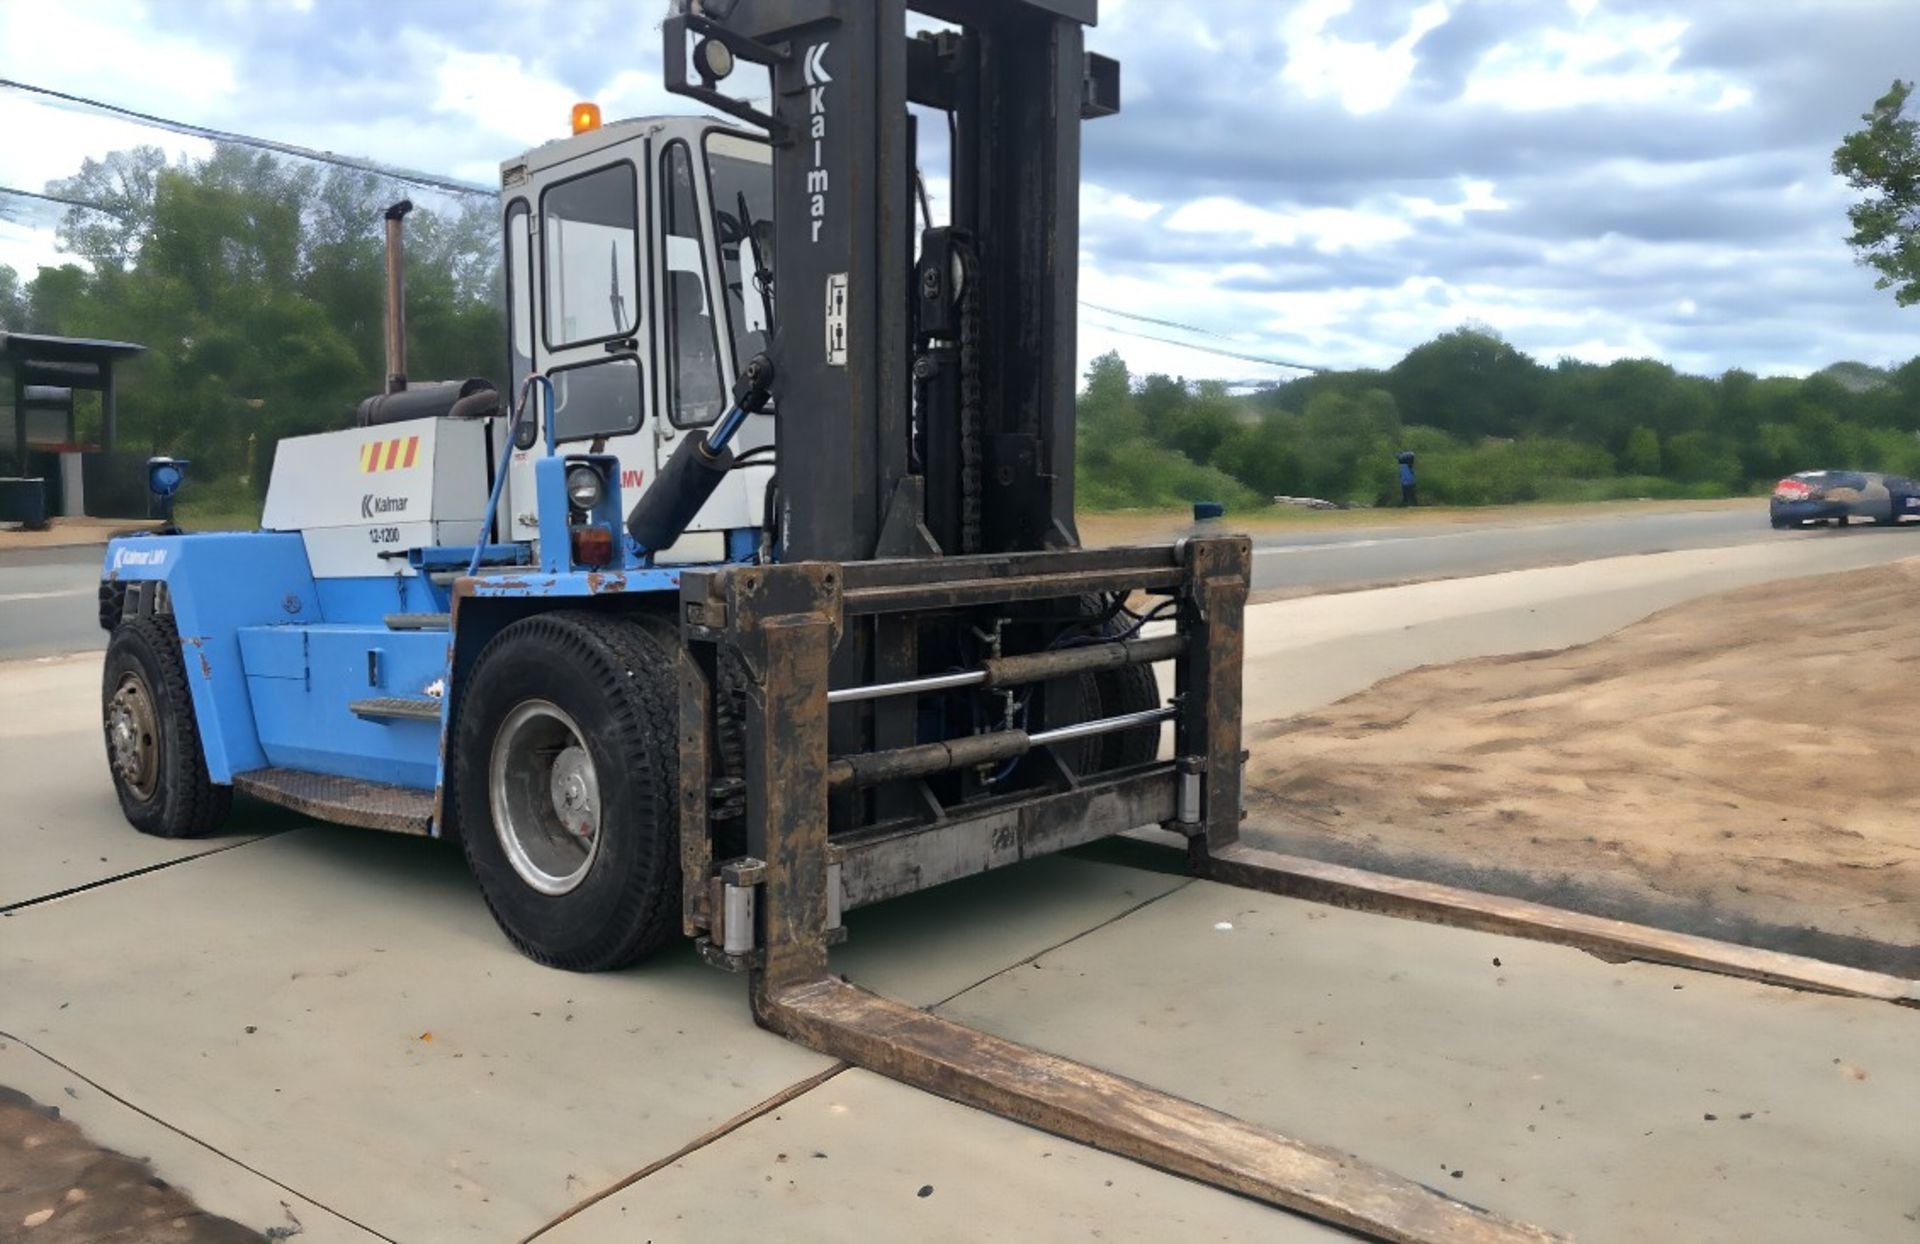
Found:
<box><xmin>103</xmin><ymin>447</ymin><xmax>750</xmax><ymax>837</ymax></box>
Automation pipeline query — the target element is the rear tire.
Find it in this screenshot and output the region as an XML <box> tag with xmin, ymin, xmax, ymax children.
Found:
<box><xmin>101</xmin><ymin>615</ymin><xmax>232</xmax><ymax>837</ymax></box>
<box><xmin>453</xmin><ymin>611</ymin><xmax>681</xmax><ymax>971</ymax></box>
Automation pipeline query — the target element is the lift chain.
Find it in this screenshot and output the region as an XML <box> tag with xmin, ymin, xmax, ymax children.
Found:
<box><xmin>957</xmin><ymin>239</ymin><xmax>984</xmax><ymax>556</ymax></box>
<box><xmin>708</xmin><ymin>649</ymin><xmax>753</xmax><ymax>834</ymax></box>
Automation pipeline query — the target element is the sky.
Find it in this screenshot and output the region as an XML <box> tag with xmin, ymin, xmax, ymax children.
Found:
<box><xmin>1</xmin><ymin>0</ymin><xmax>1917</xmax><ymax>384</ymax></box>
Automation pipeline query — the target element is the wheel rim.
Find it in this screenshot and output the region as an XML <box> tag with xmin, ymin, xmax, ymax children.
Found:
<box><xmin>489</xmin><ymin>700</ymin><xmax>602</xmax><ymax>896</ymax></box>
<box><xmin>107</xmin><ymin>671</ymin><xmax>161</xmax><ymax>802</ymax></box>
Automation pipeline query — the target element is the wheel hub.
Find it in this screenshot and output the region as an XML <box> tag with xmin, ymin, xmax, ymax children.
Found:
<box><xmin>106</xmin><ymin>673</ymin><xmax>160</xmax><ymax>802</ymax></box>
<box><xmin>548</xmin><ymin>746</ymin><xmax>598</xmax><ymax>842</ymax></box>
<box><xmin>490</xmin><ymin>701</ymin><xmax>602</xmax><ymax>896</ymax></box>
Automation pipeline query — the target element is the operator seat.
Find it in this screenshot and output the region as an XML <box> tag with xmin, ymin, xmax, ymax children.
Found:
<box><xmin>667</xmin><ymin>270</ymin><xmax>724</xmax><ymax>423</ymax></box>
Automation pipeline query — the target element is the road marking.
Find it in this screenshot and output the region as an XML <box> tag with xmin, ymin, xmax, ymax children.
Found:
<box><xmin>1253</xmin><ymin>530</ymin><xmax>1481</xmax><ymax>557</ymax></box>
<box><xmin>0</xmin><ymin>588</ymin><xmax>91</xmax><ymax>604</ymax></box>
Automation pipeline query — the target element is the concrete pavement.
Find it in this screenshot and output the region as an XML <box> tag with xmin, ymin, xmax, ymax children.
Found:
<box><xmin>4</xmin><ymin>536</ymin><xmax>1916</xmax><ymax>1240</ymax></box>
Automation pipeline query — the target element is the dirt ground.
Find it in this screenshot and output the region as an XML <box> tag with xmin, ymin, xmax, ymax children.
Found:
<box><xmin>0</xmin><ymin>1087</ymin><xmax>265</xmax><ymax>1243</ymax></box>
<box><xmin>1246</xmin><ymin>561</ymin><xmax>1920</xmax><ymax>974</ymax></box>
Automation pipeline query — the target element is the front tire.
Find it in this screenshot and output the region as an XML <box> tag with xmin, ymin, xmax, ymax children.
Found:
<box><xmin>1092</xmin><ymin>661</ymin><xmax>1164</xmax><ymax>770</ymax></box>
<box><xmin>102</xmin><ymin>615</ymin><xmax>231</xmax><ymax>837</ymax></box>
<box><xmin>453</xmin><ymin>611</ymin><xmax>681</xmax><ymax>971</ymax></box>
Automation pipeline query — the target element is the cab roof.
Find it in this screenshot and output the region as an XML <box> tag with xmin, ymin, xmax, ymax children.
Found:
<box><xmin>500</xmin><ymin>114</ymin><xmax>758</xmax><ymax>183</ymax></box>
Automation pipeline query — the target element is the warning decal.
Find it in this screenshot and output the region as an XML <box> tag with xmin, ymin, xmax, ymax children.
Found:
<box><xmin>360</xmin><ymin>435</ymin><xmax>421</xmax><ymax>473</ymax></box>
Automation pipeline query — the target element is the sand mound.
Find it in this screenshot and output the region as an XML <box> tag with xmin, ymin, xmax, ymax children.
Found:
<box><xmin>1246</xmin><ymin>561</ymin><xmax>1920</xmax><ymax>970</ymax></box>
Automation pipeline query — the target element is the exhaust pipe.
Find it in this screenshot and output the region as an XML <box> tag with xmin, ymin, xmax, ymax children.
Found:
<box><xmin>383</xmin><ymin>200</ymin><xmax>414</xmax><ymax>395</ymax></box>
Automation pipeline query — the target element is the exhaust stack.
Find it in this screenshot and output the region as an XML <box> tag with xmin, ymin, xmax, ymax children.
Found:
<box><xmin>383</xmin><ymin>200</ymin><xmax>414</xmax><ymax>395</ymax></box>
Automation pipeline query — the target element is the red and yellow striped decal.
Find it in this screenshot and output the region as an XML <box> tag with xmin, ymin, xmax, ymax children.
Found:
<box><xmin>360</xmin><ymin>435</ymin><xmax>421</xmax><ymax>473</ymax></box>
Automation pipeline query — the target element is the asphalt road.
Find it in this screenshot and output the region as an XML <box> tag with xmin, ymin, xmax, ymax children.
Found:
<box><xmin>5</xmin><ymin>505</ymin><xmax>1916</xmax><ymax>660</ymax></box>
<box><xmin>0</xmin><ymin>546</ymin><xmax>106</xmax><ymax>661</ymax></box>
<box><xmin>1243</xmin><ymin>503</ymin><xmax>1887</xmax><ymax>592</ymax></box>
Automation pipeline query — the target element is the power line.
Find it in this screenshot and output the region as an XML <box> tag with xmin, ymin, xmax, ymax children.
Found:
<box><xmin>1080</xmin><ymin>300</ymin><xmax>1242</xmax><ymax>342</ymax></box>
<box><xmin>1084</xmin><ymin>319</ymin><xmax>1326</xmax><ymax>374</ymax></box>
<box><xmin>0</xmin><ymin>185</ymin><xmax>125</xmax><ymax>216</ymax></box>
<box><xmin>0</xmin><ymin>78</ymin><xmax>493</xmax><ymax>199</ymax></box>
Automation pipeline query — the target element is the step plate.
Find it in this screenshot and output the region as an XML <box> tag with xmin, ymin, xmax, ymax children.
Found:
<box><xmin>233</xmin><ymin>768</ymin><xmax>435</xmax><ymax>836</ymax></box>
<box><xmin>349</xmin><ymin>696</ymin><xmax>442</xmax><ymax>721</ymax></box>
<box><xmin>383</xmin><ymin>612</ymin><xmax>451</xmax><ymax>630</ymax></box>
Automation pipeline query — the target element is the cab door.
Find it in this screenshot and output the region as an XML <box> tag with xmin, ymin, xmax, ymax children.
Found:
<box><xmin>652</xmin><ymin>138</ymin><xmax>730</xmax><ymax>480</ymax></box>
<box><xmin>641</xmin><ymin>131</ymin><xmax>775</xmax><ymax>557</ymax></box>
<box><xmin>511</xmin><ymin>157</ymin><xmax>650</xmax><ymax>541</ymax></box>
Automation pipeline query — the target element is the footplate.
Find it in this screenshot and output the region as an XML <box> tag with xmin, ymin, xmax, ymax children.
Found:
<box><xmin>232</xmin><ymin>768</ymin><xmax>434</xmax><ymax>835</ymax></box>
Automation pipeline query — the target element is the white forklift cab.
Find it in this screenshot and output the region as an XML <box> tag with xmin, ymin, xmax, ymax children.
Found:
<box><xmin>497</xmin><ymin>113</ymin><xmax>775</xmax><ymax>560</ymax></box>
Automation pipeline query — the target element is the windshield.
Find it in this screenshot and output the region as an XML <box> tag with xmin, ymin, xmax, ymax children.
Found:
<box><xmin>705</xmin><ymin>131</ymin><xmax>774</xmax><ymax>367</ymax></box>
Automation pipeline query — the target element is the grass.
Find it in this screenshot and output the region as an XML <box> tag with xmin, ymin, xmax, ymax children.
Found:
<box><xmin>174</xmin><ymin>477</ymin><xmax>264</xmax><ymax>532</ymax></box>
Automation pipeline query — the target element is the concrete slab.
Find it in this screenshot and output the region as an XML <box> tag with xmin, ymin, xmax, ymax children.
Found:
<box><xmin>0</xmin><ymin>654</ymin><xmax>262</xmax><ymax>909</ymax></box>
<box><xmin>1</xmin><ymin>819</ymin><xmax>1188</xmax><ymax>1241</ymax></box>
<box><xmin>833</xmin><ymin>854</ymin><xmax>1186</xmax><ymax>1005</ymax></box>
<box><xmin>937</xmin><ymin>880</ymin><xmax>1920</xmax><ymax>1243</ymax></box>
<box><xmin>1</xmin><ymin>827</ymin><xmax>821</xmax><ymax>1241</ymax></box>
<box><xmin>0</xmin><ymin>1038</ymin><xmax>375</xmax><ymax>1243</ymax></box>
<box><xmin>538</xmin><ymin>1067</ymin><xmax>1341</xmax><ymax>1243</ymax></box>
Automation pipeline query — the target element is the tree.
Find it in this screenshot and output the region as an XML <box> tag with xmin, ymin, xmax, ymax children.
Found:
<box><xmin>1833</xmin><ymin>79</ymin><xmax>1920</xmax><ymax>306</ymax></box>
<box><xmin>1165</xmin><ymin>381</ymin><xmax>1242</xmax><ymax>466</ymax></box>
<box><xmin>1078</xmin><ymin>351</ymin><xmax>1142</xmax><ymax>451</ymax></box>
<box><xmin>1622</xmin><ymin>426</ymin><xmax>1661</xmax><ymax>476</ymax></box>
<box><xmin>1388</xmin><ymin>326</ymin><xmax>1545</xmax><ymax>438</ymax></box>
<box><xmin>0</xmin><ymin>265</ymin><xmax>27</xmax><ymax>330</ymax></box>
<box><xmin>47</xmin><ymin>146</ymin><xmax>170</xmax><ymax>272</ymax></box>
<box><xmin>16</xmin><ymin>143</ymin><xmax>501</xmax><ymax>477</ymax></box>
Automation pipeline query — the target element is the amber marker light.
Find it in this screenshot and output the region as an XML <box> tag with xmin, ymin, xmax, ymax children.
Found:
<box><xmin>572</xmin><ymin>102</ymin><xmax>602</xmax><ymax>135</ymax></box>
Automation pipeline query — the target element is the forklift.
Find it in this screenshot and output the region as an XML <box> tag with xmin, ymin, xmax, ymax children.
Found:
<box><xmin>97</xmin><ymin>2</ymin><xmax>1559</xmax><ymax>1237</ymax></box>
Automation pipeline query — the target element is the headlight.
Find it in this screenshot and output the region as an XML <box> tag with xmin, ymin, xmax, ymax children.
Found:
<box><xmin>565</xmin><ymin>464</ymin><xmax>605</xmax><ymax>511</ymax></box>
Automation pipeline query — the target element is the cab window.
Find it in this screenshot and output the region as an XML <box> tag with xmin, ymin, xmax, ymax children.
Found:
<box><xmin>505</xmin><ymin>199</ymin><xmax>532</xmax><ymax>401</ymax></box>
<box><xmin>660</xmin><ymin>141</ymin><xmax>725</xmax><ymax>426</ymax></box>
<box><xmin>704</xmin><ymin>131</ymin><xmax>774</xmax><ymax>371</ymax></box>
<box><xmin>541</xmin><ymin>163</ymin><xmax>640</xmax><ymax>349</ymax></box>
<box><xmin>550</xmin><ymin>357</ymin><xmax>644</xmax><ymax>443</ymax></box>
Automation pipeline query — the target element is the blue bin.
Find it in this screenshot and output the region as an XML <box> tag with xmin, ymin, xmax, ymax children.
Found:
<box><xmin>1192</xmin><ymin>500</ymin><xmax>1225</xmax><ymax>522</ymax></box>
<box><xmin>0</xmin><ymin>477</ymin><xmax>48</xmax><ymax>530</ymax></box>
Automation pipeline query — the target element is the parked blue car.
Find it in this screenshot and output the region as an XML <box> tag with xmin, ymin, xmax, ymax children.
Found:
<box><xmin>1769</xmin><ymin>471</ymin><xmax>1920</xmax><ymax>528</ymax></box>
